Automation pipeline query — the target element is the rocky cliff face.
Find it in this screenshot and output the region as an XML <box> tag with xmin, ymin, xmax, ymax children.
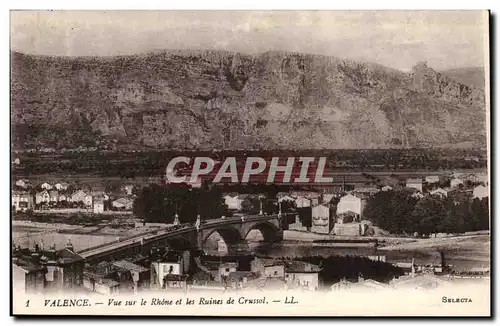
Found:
<box><xmin>10</xmin><ymin>51</ymin><xmax>487</xmax><ymax>150</ymax></box>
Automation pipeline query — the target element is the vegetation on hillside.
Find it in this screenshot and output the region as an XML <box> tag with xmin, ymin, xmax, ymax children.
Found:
<box><xmin>11</xmin><ymin>51</ymin><xmax>487</xmax><ymax>151</ymax></box>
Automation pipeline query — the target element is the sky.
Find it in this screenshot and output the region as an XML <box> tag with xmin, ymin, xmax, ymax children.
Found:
<box><xmin>10</xmin><ymin>10</ymin><xmax>489</xmax><ymax>71</ymax></box>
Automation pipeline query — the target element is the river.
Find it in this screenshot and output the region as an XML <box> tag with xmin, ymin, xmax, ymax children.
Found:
<box><xmin>12</xmin><ymin>225</ymin><xmax>489</xmax><ymax>272</ymax></box>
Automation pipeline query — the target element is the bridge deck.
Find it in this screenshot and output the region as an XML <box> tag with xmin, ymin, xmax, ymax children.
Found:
<box><xmin>78</xmin><ymin>214</ymin><xmax>284</xmax><ymax>259</ymax></box>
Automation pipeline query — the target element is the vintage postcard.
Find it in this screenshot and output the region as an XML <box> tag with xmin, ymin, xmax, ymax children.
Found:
<box><xmin>10</xmin><ymin>10</ymin><xmax>491</xmax><ymax>317</ymax></box>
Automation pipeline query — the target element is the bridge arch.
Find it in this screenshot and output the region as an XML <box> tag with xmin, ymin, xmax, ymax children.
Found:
<box><xmin>243</xmin><ymin>221</ymin><xmax>281</xmax><ymax>243</ymax></box>
<box><xmin>201</xmin><ymin>226</ymin><xmax>243</xmax><ymax>247</ymax></box>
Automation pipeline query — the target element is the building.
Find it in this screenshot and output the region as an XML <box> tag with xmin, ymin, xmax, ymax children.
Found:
<box><xmin>250</xmin><ymin>258</ymin><xmax>285</xmax><ymax>279</ymax></box>
<box><xmin>330</xmin><ymin>279</ymin><xmax>352</xmax><ymax>291</ymax></box>
<box><xmin>450</xmin><ymin>178</ymin><xmax>464</xmax><ymax>188</ymax></box>
<box><xmin>123</xmin><ymin>185</ymin><xmax>135</xmax><ymax>195</ymax></box>
<box><xmin>12</xmin><ymin>260</ymin><xmax>46</xmax><ymax>294</ymax></box>
<box><xmin>476</xmin><ymin>173</ymin><xmax>489</xmax><ymax>185</ymax></box>
<box><xmin>278</xmin><ymin>195</ymin><xmax>296</xmax><ymax>203</ymax></box>
<box><xmin>406</xmin><ymin>178</ymin><xmax>423</xmax><ymax>192</ymax></box>
<box><xmin>218</xmin><ymin>262</ymin><xmax>238</xmax><ymax>282</ymax></box>
<box><xmin>425</xmin><ymin>176</ymin><xmax>440</xmax><ymax>184</ymax></box>
<box><xmin>306</xmin><ymin>193</ymin><xmax>320</xmax><ymax>206</ymax></box>
<box><xmin>411</xmin><ymin>191</ymin><xmax>425</xmax><ymax>200</ymax></box>
<box><xmin>350</xmin><ymin>278</ymin><xmax>389</xmax><ymax>291</ymax></box>
<box><xmin>288</xmin><ymin>215</ymin><xmax>308</xmax><ymax>231</ymax></box>
<box><xmin>91</xmin><ymin>191</ymin><xmax>110</xmax><ymax>201</ymax></box>
<box><xmin>150</xmin><ymin>250</ymin><xmax>190</xmax><ymax>289</ymax></box>
<box><xmin>310</xmin><ymin>204</ymin><xmax>334</xmax><ymax>234</ymax></box>
<box><xmin>83</xmin><ymin>261</ymin><xmax>123</xmax><ymax>295</ymax></box>
<box><xmin>35</xmin><ymin>190</ymin><xmax>50</xmax><ymax>204</ymax></box>
<box><xmin>284</xmin><ymin>261</ymin><xmax>321</xmax><ymax>291</ymax></box>
<box><xmin>430</xmin><ymin>188</ymin><xmax>448</xmax><ymax>198</ymax></box>
<box><xmin>12</xmin><ymin>241</ymin><xmax>85</xmax><ymax>294</ymax></box>
<box><xmin>93</xmin><ymin>197</ymin><xmax>105</xmax><ymax>214</ymax></box>
<box><xmin>40</xmin><ymin>182</ymin><xmax>53</xmax><ymax>190</ymax></box>
<box><xmin>295</xmin><ymin>196</ymin><xmax>311</xmax><ymax>208</ymax></box>
<box><xmin>321</xmin><ymin>193</ymin><xmax>336</xmax><ymax>204</ymax></box>
<box><xmin>226</xmin><ymin>271</ymin><xmax>259</xmax><ymax>289</ymax></box>
<box><xmin>84</xmin><ymin>194</ymin><xmax>93</xmax><ymax>207</ymax></box>
<box><xmin>163</xmin><ymin>274</ymin><xmax>189</xmax><ymax>290</ymax></box>
<box><xmin>49</xmin><ymin>190</ymin><xmax>59</xmax><ymax>203</ymax></box>
<box><xmin>381</xmin><ymin>185</ymin><xmax>393</xmax><ymax>192</ymax></box>
<box><xmin>111</xmin><ymin>260</ymin><xmax>150</xmax><ymax>293</ymax></box>
<box><xmin>12</xmin><ymin>191</ymin><xmax>34</xmax><ymax>211</ymax></box>
<box><xmin>15</xmin><ymin>179</ymin><xmax>31</xmax><ymax>189</ymax></box>
<box><xmin>70</xmin><ymin>190</ymin><xmax>88</xmax><ymax>204</ymax></box>
<box><xmin>336</xmin><ymin>194</ymin><xmax>365</xmax><ymax>220</ymax></box>
<box><xmin>473</xmin><ymin>185</ymin><xmax>488</xmax><ymax>200</ymax></box>
<box><xmin>112</xmin><ymin>197</ymin><xmax>134</xmax><ymax>211</ymax></box>
<box><xmin>54</xmin><ymin>182</ymin><xmax>69</xmax><ymax>191</ymax></box>
<box><xmin>58</xmin><ymin>193</ymin><xmax>68</xmax><ymax>202</ymax></box>
<box><xmin>223</xmin><ymin>194</ymin><xmax>244</xmax><ymax>210</ymax></box>
<box><xmin>367</xmin><ymin>255</ymin><xmax>387</xmax><ymax>263</ymax></box>
<box><xmin>352</xmin><ymin>187</ymin><xmax>380</xmax><ymax>197</ymax></box>
<box><xmin>390</xmin><ymin>274</ymin><xmax>451</xmax><ymax>290</ymax></box>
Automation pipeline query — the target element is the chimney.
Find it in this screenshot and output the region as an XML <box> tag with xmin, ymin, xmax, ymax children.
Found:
<box><xmin>45</xmin><ymin>262</ymin><xmax>56</xmax><ymax>282</ymax></box>
<box><xmin>440</xmin><ymin>251</ymin><xmax>446</xmax><ymax>269</ymax></box>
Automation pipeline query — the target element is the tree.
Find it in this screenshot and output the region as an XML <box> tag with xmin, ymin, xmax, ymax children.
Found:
<box><xmin>240</xmin><ymin>196</ymin><xmax>260</xmax><ymax>214</ymax></box>
<box><xmin>410</xmin><ymin>197</ymin><xmax>448</xmax><ymax>237</ymax></box>
<box><xmin>133</xmin><ymin>183</ymin><xmax>230</xmax><ymax>224</ymax></box>
<box><xmin>363</xmin><ymin>190</ymin><xmax>417</xmax><ymax>234</ymax></box>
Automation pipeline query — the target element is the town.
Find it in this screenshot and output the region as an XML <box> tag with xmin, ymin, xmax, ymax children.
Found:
<box><xmin>12</xmin><ymin>167</ymin><xmax>490</xmax><ymax>296</ymax></box>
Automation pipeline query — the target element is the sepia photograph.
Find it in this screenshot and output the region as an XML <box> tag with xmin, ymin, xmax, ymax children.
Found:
<box><xmin>9</xmin><ymin>9</ymin><xmax>491</xmax><ymax>317</ymax></box>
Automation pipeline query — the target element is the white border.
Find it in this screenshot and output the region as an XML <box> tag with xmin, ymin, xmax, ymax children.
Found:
<box><xmin>2</xmin><ymin>2</ymin><xmax>498</xmax><ymax>326</ymax></box>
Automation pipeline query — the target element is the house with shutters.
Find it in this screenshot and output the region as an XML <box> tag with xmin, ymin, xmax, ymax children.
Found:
<box><xmin>12</xmin><ymin>191</ymin><xmax>34</xmax><ymax>211</ymax></box>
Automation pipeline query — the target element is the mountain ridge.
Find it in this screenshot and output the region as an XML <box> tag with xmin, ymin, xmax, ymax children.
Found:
<box><xmin>10</xmin><ymin>50</ymin><xmax>487</xmax><ymax>151</ymax></box>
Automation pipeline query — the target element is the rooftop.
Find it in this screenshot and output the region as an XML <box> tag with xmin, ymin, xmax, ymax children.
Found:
<box><xmin>285</xmin><ymin>261</ymin><xmax>321</xmax><ymax>273</ymax></box>
<box><xmin>112</xmin><ymin>260</ymin><xmax>149</xmax><ymax>273</ymax></box>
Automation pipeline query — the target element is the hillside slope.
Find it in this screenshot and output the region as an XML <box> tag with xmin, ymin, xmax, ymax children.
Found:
<box><xmin>11</xmin><ymin>51</ymin><xmax>487</xmax><ymax>150</ymax></box>
<box><xmin>441</xmin><ymin>67</ymin><xmax>486</xmax><ymax>90</ymax></box>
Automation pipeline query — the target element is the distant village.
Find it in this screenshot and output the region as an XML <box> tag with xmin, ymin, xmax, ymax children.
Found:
<box><xmin>12</xmin><ymin>180</ymin><xmax>135</xmax><ymax>214</ymax></box>
<box><xmin>12</xmin><ymin>170</ymin><xmax>488</xmax><ymax>237</ymax></box>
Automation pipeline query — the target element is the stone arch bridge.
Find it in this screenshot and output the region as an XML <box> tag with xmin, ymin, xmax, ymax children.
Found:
<box><xmin>79</xmin><ymin>214</ymin><xmax>289</xmax><ymax>264</ymax></box>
